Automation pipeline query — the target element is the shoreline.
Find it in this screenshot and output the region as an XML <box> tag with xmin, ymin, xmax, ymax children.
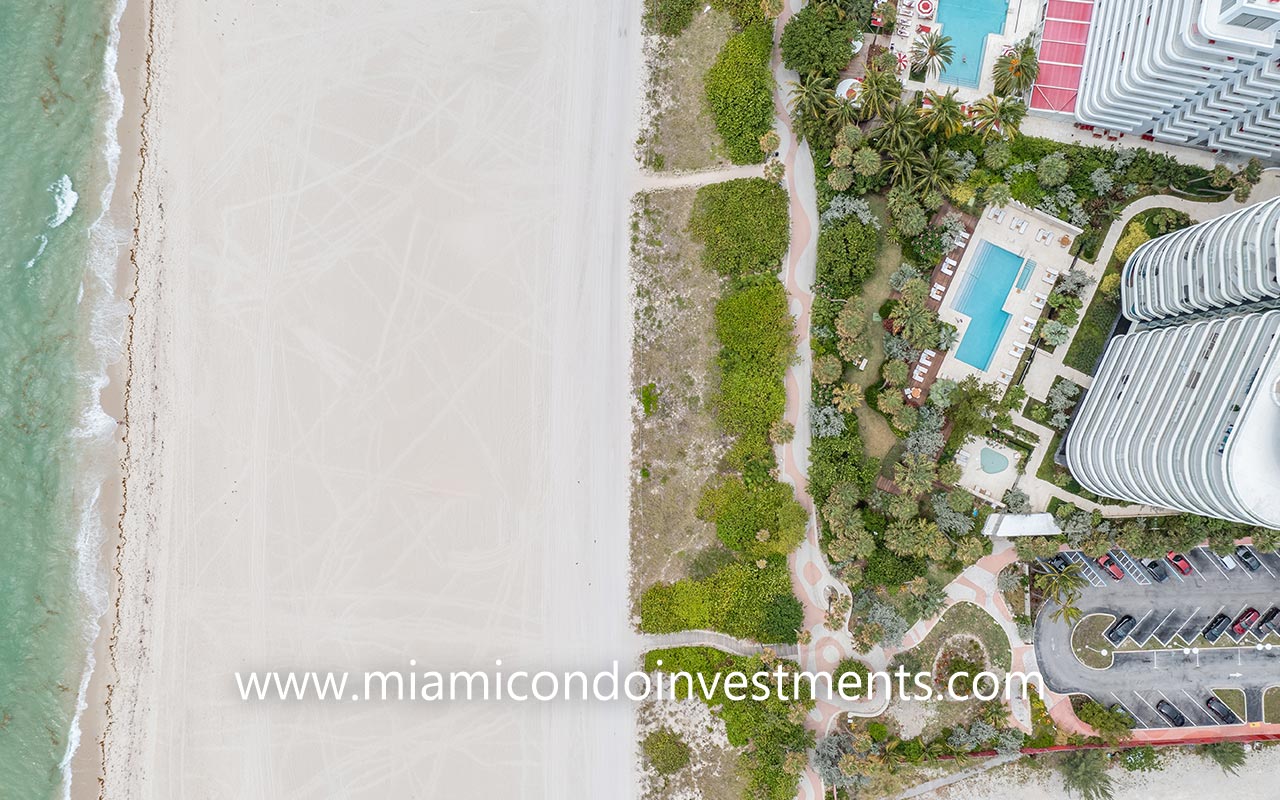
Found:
<box><xmin>71</xmin><ymin>0</ymin><xmax>157</xmax><ymax>796</ymax></box>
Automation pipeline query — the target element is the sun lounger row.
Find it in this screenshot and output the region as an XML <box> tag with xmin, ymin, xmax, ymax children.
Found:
<box><xmin>930</xmin><ymin>282</ymin><xmax>946</xmax><ymax>301</ymax></box>
<box><xmin>1009</xmin><ymin>217</ymin><xmax>1029</xmax><ymax>235</ymax></box>
<box><xmin>941</xmin><ymin>256</ymin><xmax>957</xmax><ymax>276</ymax></box>
<box><xmin>987</xmin><ymin>208</ymin><xmax>1007</xmax><ymax>224</ymax></box>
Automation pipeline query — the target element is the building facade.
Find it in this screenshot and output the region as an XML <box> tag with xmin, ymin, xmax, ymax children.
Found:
<box><xmin>1066</xmin><ymin>198</ymin><xmax>1280</xmax><ymax>527</ymax></box>
<box><xmin>1073</xmin><ymin>0</ymin><xmax>1280</xmax><ymax>160</ymax></box>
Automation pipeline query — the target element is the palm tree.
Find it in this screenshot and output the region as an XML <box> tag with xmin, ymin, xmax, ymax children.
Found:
<box><xmin>851</xmin><ymin>147</ymin><xmax>881</xmax><ymax>178</ymax></box>
<box><xmin>857</xmin><ymin>66</ymin><xmax>900</xmax><ymax>122</ymax></box>
<box><xmin>912</xmin><ymin>145</ymin><xmax>961</xmax><ymax>197</ymax></box>
<box><xmin>993</xmin><ymin>36</ymin><xmax>1040</xmax><ymax>97</ymax></box>
<box><xmin>881</xmin><ymin>142</ymin><xmax>921</xmax><ymax>188</ymax></box>
<box><xmin>1048</xmin><ymin>596</ymin><xmax>1084</xmax><ymax>626</ymax></box>
<box><xmin>869</xmin><ymin>102</ymin><xmax>919</xmax><ymax>152</ymax></box>
<box><xmin>910</xmin><ymin>31</ymin><xmax>955</xmax><ymax>80</ymax></box>
<box><xmin>918</xmin><ymin>88</ymin><xmax>966</xmax><ymax>139</ymax></box>
<box><xmin>893</xmin><ymin>458</ymin><xmax>939</xmax><ymax>498</ymax></box>
<box><xmin>788</xmin><ymin>73</ymin><xmax>834</xmax><ymax>126</ymax></box>
<box><xmin>985</xmin><ymin>181</ymin><xmax>1013</xmax><ymax>207</ymax></box>
<box><xmin>890</xmin><ymin>298</ymin><xmax>934</xmax><ymax>345</ymax></box>
<box><xmin>971</xmin><ymin>94</ymin><xmax>1027</xmax><ymax>141</ymax></box>
<box><xmin>825</xmin><ymin>94</ymin><xmax>860</xmax><ymax>131</ymax></box>
<box><xmin>1034</xmin><ymin>562</ymin><xmax>1086</xmax><ymax>605</ymax></box>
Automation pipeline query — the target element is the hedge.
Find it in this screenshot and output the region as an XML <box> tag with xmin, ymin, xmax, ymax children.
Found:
<box><xmin>639</xmin><ymin>558</ymin><xmax>804</xmax><ymax>642</ymax></box>
<box><xmin>816</xmin><ymin>217</ymin><xmax>880</xmax><ymax>298</ymax></box>
<box><xmin>689</xmin><ymin>177</ymin><xmax>791</xmax><ymax>276</ymax></box>
<box><xmin>704</xmin><ymin>23</ymin><xmax>776</xmax><ymax>164</ymax></box>
<box><xmin>714</xmin><ymin>280</ymin><xmax>794</xmax><ymax>465</ymax></box>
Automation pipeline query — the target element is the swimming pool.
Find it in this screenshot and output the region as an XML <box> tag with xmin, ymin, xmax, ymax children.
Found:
<box><xmin>980</xmin><ymin>447</ymin><xmax>1010</xmax><ymax>474</ymax></box>
<box><xmin>937</xmin><ymin>0</ymin><xmax>1009</xmax><ymax>88</ymax></box>
<box><xmin>953</xmin><ymin>241</ymin><xmax>1024</xmax><ymax>371</ymax></box>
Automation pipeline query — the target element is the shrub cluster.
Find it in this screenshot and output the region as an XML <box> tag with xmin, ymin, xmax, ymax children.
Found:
<box><xmin>705</xmin><ymin>24</ymin><xmax>776</xmax><ymax>164</ymax></box>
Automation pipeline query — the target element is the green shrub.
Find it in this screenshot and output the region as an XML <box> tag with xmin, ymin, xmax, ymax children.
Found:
<box><xmin>866</xmin><ymin>721</ymin><xmax>889</xmax><ymax>742</ymax></box>
<box><xmin>714</xmin><ymin>281</ymin><xmax>793</xmax><ymax>464</ymax></box>
<box><xmin>689</xmin><ymin>177</ymin><xmax>790</xmax><ymax>275</ymax></box>
<box><xmin>705</xmin><ymin>24</ymin><xmax>776</xmax><ymax>164</ymax></box>
<box><xmin>808</xmin><ymin>430</ymin><xmax>879</xmax><ymax>507</ymax></box>
<box><xmin>699</xmin><ymin>476</ymin><xmax>807</xmax><ymax>557</ymax></box>
<box><xmin>643</xmin><ymin>728</ymin><xmax>692</xmax><ymax>774</ymax></box>
<box><xmin>863</xmin><ymin>547</ymin><xmax>927</xmax><ymax>586</ymax></box>
<box><xmin>639</xmin><ymin>558</ymin><xmax>803</xmax><ymax>642</ymax></box>
<box><xmin>647</xmin><ymin>648</ymin><xmax>814</xmax><ymax>800</ymax></box>
<box><xmin>780</xmin><ymin>3</ymin><xmax>858</xmax><ymax>77</ymax></box>
<box><xmin>645</xmin><ymin>0</ymin><xmax>700</xmax><ymax>36</ymax></box>
<box><xmin>1113</xmin><ymin>221</ymin><xmax>1151</xmax><ymax>264</ymax></box>
<box><xmin>816</xmin><ymin>218</ymin><xmax>881</xmax><ymax>298</ymax></box>
<box><xmin>710</xmin><ymin>0</ymin><xmax>767</xmax><ymax>26</ymax></box>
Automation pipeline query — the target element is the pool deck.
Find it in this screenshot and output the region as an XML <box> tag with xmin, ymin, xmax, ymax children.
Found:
<box><xmin>933</xmin><ymin>201</ymin><xmax>1082</xmax><ymax>394</ymax></box>
<box><xmin>956</xmin><ymin>437</ymin><xmax>1020</xmax><ymax>505</ymax></box>
<box><xmin>892</xmin><ymin>0</ymin><xmax>1043</xmax><ymax>101</ymax></box>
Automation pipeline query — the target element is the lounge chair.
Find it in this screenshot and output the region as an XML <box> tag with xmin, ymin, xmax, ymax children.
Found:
<box><xmin>1041</xmin><ymin>272</ymin><xmax>1056</xmax><ymax>285</ymax></box>
<box><xmin>988</xmin><ymin>207</ymin><xmax>1001</xmax><ymax>220</ymax></box>
<box><xmin>1009</xmin><ymin>342</ymin><xmax>1027</xmax><ymax>357</ymax></box>
<box><xmin>1031</xmin><ymin>294</ymin><xmax>1046</xmax><ymax>309</ymax></box>
<box><xmin>997</xmin><ymin>371</ymin><xmax>1012</xmax><ymax>385</ymax></box>
<box><xmin>1016</xmin><ymin>220</ymin><xmax>1029</xmax><ymax>235</ymax></box>
<box><xmin>1010</xmin><ymin>217</ymin><xmax>1022</xmax><ymax>230</ymax></box>
<box><xmin>1019</xmin><ymin>319</ymin><xmax>1035</xmax><ymax>334</ymax></box>
<box><xmin>921</xmin><ymin>349</ymin><xmax>936</xmax><ymax>367</ymax></box>
<box><xmin>1047</xmin><ymin>268</ymin><xmax>1060</xmax><ymax>279</ymax></box>
<box><xmin>956</xmin><ymin>451</ymin><xmax>971</xmax><ymax>466</ymax></box>
<box><xmin>930</xmin><ymin>285</ymin><xmax>944</xmax><ymax>301</ymax></box>
<box><xmin>955</xmin><ymin>237</ymin><xmax>968</xmax><ymax>250</ymax></box>
<box><xmin>913</xmin><ymin>366</ymin><xmax>927</xmax><ymax>382</ymax></box>
<box><xmin>941</xmin><ymin>262</ymin><xmax>954</xmax><ymax>276</ymax></box>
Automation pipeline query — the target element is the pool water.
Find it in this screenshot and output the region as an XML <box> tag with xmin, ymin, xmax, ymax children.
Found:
<box><xmin>953</xmin><ymin>241</ymin><xmax>1024</xmax><ymax>371</ymax></box>
<box><xmin>980</xmin><ymin>447</ymin><xmax>1010</xmax><ymax>474</ymax></box>
<box><xmin>937</xmin><ymin>0</ymin><xmax>1009</xmax><ymax>88</ymax></box>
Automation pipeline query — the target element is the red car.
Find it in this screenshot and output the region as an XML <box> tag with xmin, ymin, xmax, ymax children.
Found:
<box><xmin>1166</xmin><ymin>551</ymin><xmax>1193</xmax><ymax>575</ymax></box>
<box><xmin>1232</xmin><ymin>608</ymin><xmax>1260</xmax><ymax>636</ymax></box>
<box><xmin>1097</xmin><ymin>553</ymin><xmax>1124</xmax><ymax>580</ymax></box>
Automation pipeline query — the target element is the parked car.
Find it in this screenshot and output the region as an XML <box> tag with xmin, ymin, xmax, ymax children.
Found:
<box><xmin>1206</xmin><ymin>696</ymin><xmax>1239</xmax><ymax>724</ymax></box>
<box><xmin>1235</xmin><ymin>545</ymin><xmax>1262</xmax><ymax>571</ymax></box>
<box><xmin>1232</xmin><ymin>608</ymin><xmax>1260</xmax><ymax>636</ymax></box>
<box><xmin>1106</xmin><ymin>615</ymin><xmax>1137</xmax><ymax>646</ymax></box>
<box><xmin>1145</xmin><ymin>559</ymin><xmax>1169</xmax><ymax>582</ymax></box>
<box><xmin>1097</xmin><ymin>553</ymin><xmax>1124</xmax><ymax>580</ymax></box>
<box><xmin>1203</xmin><ymin>613</ymin><xmax>1231</xmax><ymax>642</ymax></box>
<box><xmin>1110</xmin><ymin>703</ymin><xmax>1135</xmax><ymax>725</ymax></box>
<box><xmin>1259</xmin><ymin>607</ymin><xmax>1280</xmax><ymax>636</ymax></box>
<box><xmin>1156</xmin><ymin>699</ymin><xmax>1187</xmax><ymax>727</ymax></box>
<box><xmin>1046</xmin><ymin>553</ymin><xmax>1072</xmax><ymax>573</ymax></box>
<box><xmin>1166</xmin><ymin>551</ymin><xmax>1193</xmax><ymax>575</ymax></box>
<box><xmin>1222</xmin><ymin>554</ymin><xmax>1238</xmax><ymax>571</ymax></box>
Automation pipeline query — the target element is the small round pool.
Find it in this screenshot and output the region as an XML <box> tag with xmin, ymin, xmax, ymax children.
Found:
<box><xmin>979</xmin><ymin>447</ymin><xmax>1010</xmax><ymax>474</ymax></box>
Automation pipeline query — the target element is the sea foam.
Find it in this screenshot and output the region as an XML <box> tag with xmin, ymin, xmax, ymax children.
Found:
<box><xmin>47</xmin><ymin>174</ymin><xmax>79</xmax><ymax>228</ymax></box>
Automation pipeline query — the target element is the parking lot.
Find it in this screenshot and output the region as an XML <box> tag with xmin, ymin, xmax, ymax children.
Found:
<box><xmin>1034</xmin><ymin>545</ymin><xmax>1280</xmax><ymax>729</ymax></box>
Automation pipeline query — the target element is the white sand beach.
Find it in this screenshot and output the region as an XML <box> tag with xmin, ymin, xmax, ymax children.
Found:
<box><xmin>89</xmin><ymin>0</ymin><xmax>642</xmax><ymax>797</ymax></box>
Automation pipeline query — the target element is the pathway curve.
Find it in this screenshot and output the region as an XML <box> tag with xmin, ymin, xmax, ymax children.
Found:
<box><xmin>891</xmin><ymin>751</ymin><xmax>1023</xmax><ymax>799</ymax></box>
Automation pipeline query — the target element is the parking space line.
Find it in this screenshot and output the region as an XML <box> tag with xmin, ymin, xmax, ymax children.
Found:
<box><xmin>1181</xmin><ymin>689</ymin><xmax>1216</xmax><ymax>724</ymax></box>
<box><xmin>1174</xmin><ymin>606</ymin><xmax>1206</xmax><ymax>642</ymax></box>
<box><xmin>1198</xmin><ymin>547</ymin><xmax>1231</xmax><ymax>580</ymax></box>
<box><xmin>1068</xmin><ymin>551</ymin><xmax>1105</xmax><ymax>588</ymax></box>
<box><xmin>1113</xmin><ymin>549</ymin><xmax>1149</xmax><ymax>585</ymax></box>
<box><xmin>1167</xmin><ymin>561</ymin><xmax>1185</xmax><ymax>584</ymax></box>
<box><xmin>1147</xmin><ymin>609</ymin><xmax>1178</xmax><ymax>645</ymax></box>
<box><xmin>1252</xmin><ymin>547</ymin><xmax>1278</xmax><ymax>579</ymax></box>
<box><xmin>1109</xmin><ymin>692</ymin><xmax>1148</xmax><ymax>729</ymax></box>
<box><xmin>1135</xmin><ymin>692</ymin><xmax>1163</xmax><ymax>716</ymax></box>
<box><xmin>1128</xmin><ymin>609</ymin><xmax>1153</xmax><ymax>642</ymax></box>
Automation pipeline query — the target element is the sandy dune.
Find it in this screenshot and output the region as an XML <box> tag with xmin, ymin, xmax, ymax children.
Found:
<box><xmin>96</xmin><ymin>0</ymin><xmax>642</xmax><ymax>797</ymax></box>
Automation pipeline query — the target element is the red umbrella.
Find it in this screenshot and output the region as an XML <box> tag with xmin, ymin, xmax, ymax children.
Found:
<box><xmin>896</xmin><ymin>52</ymin><xmax>909</xmax><ymax>71</ymax></box>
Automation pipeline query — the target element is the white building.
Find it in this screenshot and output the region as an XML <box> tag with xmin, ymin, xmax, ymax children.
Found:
<box><xmin>1073</xmin><ymin>0</ymin><xmax>1280</xmax><ymax>160</ymax></box>
<box><xmin>1067</xmin><ymin>198</ymin><xmax>1280</xmax><ymax>527</ymax></box>
<box><xmin>1123</xmin><ymin>196</ymin><xmax>1280</xmax><ymax>322</ymax></box>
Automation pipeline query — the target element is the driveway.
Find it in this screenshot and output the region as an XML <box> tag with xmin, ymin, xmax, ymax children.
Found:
<box><xmin>1034</xmin><ymin>545</ymin><xmax>1280</xmax><ymax>729</ymax></box>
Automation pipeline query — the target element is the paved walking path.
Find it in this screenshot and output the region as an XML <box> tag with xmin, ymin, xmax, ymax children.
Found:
<box><xmin>642</xmin><ymin>630</ymin><xmax>799</xmax><ymax>658</ymax></box>
<box><xmin>635</xmin><ymin>163</ymin><xmax>764</xmax><ymax>190</ymax></box>
<box><xmin>892</xmin><ymin>751</ymin><xmax>1023</xmax><ymax>799</ymax></box>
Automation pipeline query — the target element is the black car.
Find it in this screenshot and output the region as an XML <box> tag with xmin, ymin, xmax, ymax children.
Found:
<box><xmin>1235</xmin><ymin>545</ymin><xmax>1262</xmax><ymax>572</ymax></box>
<box><xmin>1206</xmin><ymin>696</ymin><xmax>1239</xmax><ymax>724</ymax></box>
<box><xmin>1145</xmin><ymin>559</ymin><xmax>1169</xmax><ymax>583</ymax></box>
<box><xmin>1204</xmin><ymin>613</ymin><xmax>1232</xmax><ymax>643</ymax></box>
<box><xmin>1259</xmin><ymin>607</ymin><xmax>1280</xmax><ymax>636</ymax></box>
<box><xmin>1106</xmin><ymin>615</ymin><xmax>1137</xmax><ymax>646</ymax></box>
<box><xmin>1046</xmin><ymin>553</ymin><xmax>1072</xmax><ymax>573</ymax></box>
<box><xmin>1156</xmin><ymin>699</ymin><xmax>1187</xmax><ymax>727</ymax></box>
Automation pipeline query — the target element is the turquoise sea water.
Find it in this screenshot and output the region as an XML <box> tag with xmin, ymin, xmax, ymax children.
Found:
<box><xmin>937</xmin><ymin>0</ymin><xmax>1009</xmax><ymax>88</ymax></box>
<box><xmin>953</xmin><ymin>241</ymin><xmax>1021</xmax><ymax>371</ymax></box>
<box><xmin>0</xmin><ymin>1</ymin><xmax>125</xmax><ymax>797</ymax></box>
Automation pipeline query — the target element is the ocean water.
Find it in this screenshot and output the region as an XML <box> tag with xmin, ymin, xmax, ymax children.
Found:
<box><xmin>0</xmin><ymin>1</ymin><xmax>127</xmax><ymax>797</ymax></box>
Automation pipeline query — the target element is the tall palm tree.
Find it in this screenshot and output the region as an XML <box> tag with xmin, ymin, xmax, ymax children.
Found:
<box><xmin>857</xmin><ymin>66</ymin><xmax>900</xmax><ymax>122</ymax></box>
<box><xmin>1048</xmin><ymin>598</ymin><xmax>1084</xmax><ymax>626</ymax></box>
<box><xmin>788</xmin><ymin>73</ymin><xmax>834</xmax><ymax>126</ymax></box>
<box><xmin>918</xmin><ymin>88</ymin><xmax>966</xmax><ymax>139</ymax></box>
<box><xmin>1035</xmin><ymin>562</ymin><xmax>1086</xmax><ymax>605</ymax></box>
<box><xmin>869</xmin><ymin>102</ymin><xmax>919</xmax><ymax>152</ymax></box>
<box><xmin>993</xmin><ymin>36</ymin><xmax>1040</xmax><ymax>97</ymax></box>
<box><xmin>971</xmin><ymin>94</ymin><xmax>1027</xmax><ymax>141</ymax></box>
<box><xmin>910</xmin><ymin>31</ymin><xmax>955</xmax><ymax>80</ymax></box>
<box><xmin>881</xmin><ymin>141</ymin><xmax>921</xmax><ymax>188</ymax></box>
<box><xmin>912</xmin><ymin>145</ymin><xmax>961</xmax><ymax>197</ymax></box>
<box><xmin>825</xmin><ymin>94</ymin><xmax>860</xmax><ymax>131</ymax></box>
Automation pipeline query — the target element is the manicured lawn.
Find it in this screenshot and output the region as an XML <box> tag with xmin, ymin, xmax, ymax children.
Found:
<box><xmin>906</xmin><ymin>601</ymin><xmax>1012</xmax><ymax>672</ymax></box>
<box><xmin>1266</xmin><ymin>687</ymin><xmax>1280</xmax><ymax>724</ymax></box>
<box><xmin>1070</xmin><ymin>613</ymin><xmax>1115</xmax><ymax>670</ymax></box>
<box><xmin>847</xmin><ymin>195</ymin><xmax>900</xmax><ymax>460</ymax></box>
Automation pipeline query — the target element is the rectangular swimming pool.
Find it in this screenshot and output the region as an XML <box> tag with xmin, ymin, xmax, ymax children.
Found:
<box><xmin>952</xmin><ymin>241</ymin><xmax>1024</xmax><ymax>371</ymax></box>
<box><xmin>937</xmin><ymin>0</ymin><xmax>1009</xmax><ymax>88</ymax></box>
